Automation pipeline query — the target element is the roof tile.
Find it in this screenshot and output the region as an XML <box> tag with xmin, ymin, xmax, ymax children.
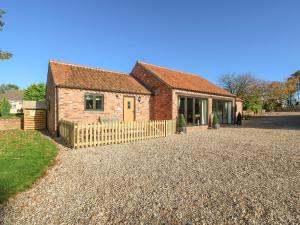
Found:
<box><xmin>0</xmin><ymin>90</ymin><xmax>23</xmax><ymax>101</ymax></box>
<box><xmin>49</xmin><ymin>61</ymin><xmax>151</xmax><ymax>95</ymax></box>
<box><xmin>138</xmin><ymin>62</ymin><xmax>235</xmax><ymax>97</ymax></box>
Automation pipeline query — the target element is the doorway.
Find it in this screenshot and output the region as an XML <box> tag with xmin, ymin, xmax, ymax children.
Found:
<box><xmin>123</xmin><ymin>96</ymin><xmax>135</xmax><ymax>121</ymax></box>
<box><xmin>212</xmin><ymin>100</ymin><xmax>232</xmax><ymax>124</ymax></box>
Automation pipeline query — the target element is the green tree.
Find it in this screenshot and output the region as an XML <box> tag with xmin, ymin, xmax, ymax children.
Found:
<box><xmin>23</xmin><ymin>83</ymin><xmax>46</xmax><ymax>101</ymax></box>
<box><xmin>0</xmin><ymin>84</ymin><xmax>20</xmax><ymax>93</ymax></box>
<box><xmin>0</xmin><ymin>9</ymin><xmax>12</xmax><ymax>60</ymax></box>
<box><xmin>0</xmin><ymin>98</ymin><xmax>11</xmax><ymax>117</ymax></box>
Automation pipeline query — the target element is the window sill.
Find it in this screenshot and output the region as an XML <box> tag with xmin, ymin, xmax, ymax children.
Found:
<box><xmin>84</xmin><ymin>110</ymin><xmax>104</xmax><ymax>112</ymax></box>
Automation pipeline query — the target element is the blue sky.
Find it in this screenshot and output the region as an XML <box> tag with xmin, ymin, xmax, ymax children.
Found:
<box><xmin>1</xmin><ymin>0</ymin><xmax>299</xmax><ymax>89</ymax></box>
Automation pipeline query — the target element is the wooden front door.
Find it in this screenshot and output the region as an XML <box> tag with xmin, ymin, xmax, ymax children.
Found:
<box><xmin>123</xmin><ymin>96</ymin><xmax>135</xmax><ymax>121</ymax></box>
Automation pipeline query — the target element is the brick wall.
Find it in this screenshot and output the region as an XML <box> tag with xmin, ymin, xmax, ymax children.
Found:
<box><xmin>58</xmin><ymin>87</ymin><xmax>150</xmax><ymax>122</ymax></box>
<box><xmin>46</xmin><ymin>69</ymin><xmax>57</xmax><ymax>135</ymax></box>
<box><xmin>131</xmin><ymin>64</ymin><xmax>173</xmax><ymax>120</ymax></box>
<box><xmin>0</xmin><ymin>118</ymin><xmax>23</xmax><ymax>130</ymax></box>
<box><xmin>47</xmin><ymin>85</ymin><xmax>151</xmax><ymax>135</ymax></box>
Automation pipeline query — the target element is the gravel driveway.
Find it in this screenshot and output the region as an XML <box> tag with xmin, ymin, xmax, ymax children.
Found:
<box><xmin>1</xmin><ymin>112</ymin><xmax>300</xmax><ymax>224</ymax></box>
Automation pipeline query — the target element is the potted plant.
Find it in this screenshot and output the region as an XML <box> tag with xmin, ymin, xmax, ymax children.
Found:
<box><xmin>236</xmin><ymin>112</ymin><xmax>242</xmax><ymax>125</ymax></box>
<box><xmin>178</xmin><ymin>114</ymin><xmax>187</xmax><ymax>133</ymax></box>
<box><xmin>212</xmin><ymin>113</ymin><xmax>220</xmax><ymax>129</ymax></box>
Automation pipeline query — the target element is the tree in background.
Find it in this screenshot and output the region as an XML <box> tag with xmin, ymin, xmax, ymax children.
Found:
<box><xmin>0</xmin><ymin>98</ymin><xmax>11</xmax><ymax>117</ymax></box>
<box><xmin>0</xmin><ymin>84</ymin><xmax>20</xmax><ymax>93</ymax></box>
<box><xmin>218</xmin><ymin>72</ymin><xmax>300</xmax><ymax>112</ymax></box>
<box><xmin>287</xmin><ymin>71</ymin><xmax>300</xmax><ymax>105</ymax></box>
<box><xmin>218</xmin><ymin>73</ymin><xmax>256</xmax><ymax>98</ymax></box>
<box><xmin>284</xmin><ymin>77</ymin><xmax>297</xmax><ymax>101</ymax></box>
<box><xmin>263</xmin><ymin>82</ymin><xmax>285</xmax><ymax>111</ymax></box>
<box><xmin>0</xmin><ymin>9</ymin><xmax>12</xmax><ymax>60</ymax></box>
<box><xmin>291</xmin><ymin>70</ymin><xmax>300</xmax><ymax>80</ymax></box>
<box><xmin>218</xmin><ymin>73</ymin><xmax>264</xmax><ymax>112</ymax></box>
<box><xmin>23</xmin><ymin>83</ymin><xmax>46</xmax><ymax>101</ymax></box>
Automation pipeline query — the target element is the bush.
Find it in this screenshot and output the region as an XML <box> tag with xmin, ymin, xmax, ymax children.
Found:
<box><xmin>243</xmin><ymin>114</ymin><xmax>251</xmax><ymax>120</ymax></box>
<box><xmin>237</xmin><ymin>112</ymin><xmax>242</xmax><ymax>120</ymax></box>
<box><xmin>178</xmin><ymin>114</ymin><xmax>186</xmax><ymax>127</ymax></box>
<box><xmin>212</xmin><ymin>113</ymin><xmax>219</xmax><ymax>126</ymax></box>
<box><xmin>0</xmin><ymin>98</ymin><xmax>11</xmax><ymax>117</ymax></box>
<box><xmin>237</xmin><ymin>112</ymin><xmax>242</xmax><ymax>125</ymax></box>
<box><xmin>23</xmin><ymin>83</ymin><xmax>46</xmax><ymax>101</ymax></box>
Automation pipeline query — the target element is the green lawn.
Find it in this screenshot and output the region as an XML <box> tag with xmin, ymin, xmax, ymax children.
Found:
<box><xmin>0</xmin><ymin>130</ymin><xmax>57</xmax><ymax>203</ymax></box>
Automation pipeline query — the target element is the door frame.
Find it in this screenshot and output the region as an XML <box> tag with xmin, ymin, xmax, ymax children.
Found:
<box><xmin>123</xmin><ymin>96</ymin><xmax>136</xmax><ymax>121</ymax></box>
<box><xmin>212</xmin><ymin>99</ymin><xmax>233</xmax><ymax>124</ymax></box>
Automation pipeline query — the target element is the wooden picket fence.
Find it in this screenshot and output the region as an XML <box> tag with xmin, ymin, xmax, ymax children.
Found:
<box><xmin>59</xmin><ymin>119</ymin><xmax>177</xmax><ymax>148</ymax></box>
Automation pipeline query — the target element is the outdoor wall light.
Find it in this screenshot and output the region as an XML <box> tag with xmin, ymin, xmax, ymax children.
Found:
<box><xmin>138</xmin><ymin>96</ymin><xmax>141</xmax><ymax>102</ymax></box>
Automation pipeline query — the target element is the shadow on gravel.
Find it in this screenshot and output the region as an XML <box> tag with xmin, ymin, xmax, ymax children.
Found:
<box><xmin>235</xmin><ymin>114</ymin><xmax>300</xmax><ymax>131</ymax></box>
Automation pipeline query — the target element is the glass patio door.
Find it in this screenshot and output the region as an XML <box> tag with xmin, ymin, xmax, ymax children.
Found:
<box><xmin>212</xmin><ymin>100</ymin><xmax>233</xmax><ymax>124</ymax></box>
<box><xmin>178</xmin><ymin>96</ymin><xmax>208</xmax><ymax>125</ymax></box>
<box><xmin>187</xmin><ymin>98</ymin><xmax>193</xmax><ymax>124</ymax></box>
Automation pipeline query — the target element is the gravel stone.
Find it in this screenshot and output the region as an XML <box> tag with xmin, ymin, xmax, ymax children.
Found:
<box><xmin>1</xmin><ymin>112</ymin><xmax>299</xmax><ymax>224</ymax></box>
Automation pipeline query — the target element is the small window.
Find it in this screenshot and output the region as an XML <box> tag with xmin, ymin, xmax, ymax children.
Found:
<box><xmin>127</xmin><ymin>101</ymin><xmax>131</xmax><ymax>109</ymax></box>
<box><xmin>85</xmin><ymin>95</ymin><xmax>94</xmax><ymax>110</ymax></box>
<box><xmin>85</xmin><ymin>94</ymin><xmax>104</xmax><ymax>111</ymax></box>
<box><xmin>95</xmin><ymin>96</ymin><xmax>103</xmax><ymax>110</ymax></box>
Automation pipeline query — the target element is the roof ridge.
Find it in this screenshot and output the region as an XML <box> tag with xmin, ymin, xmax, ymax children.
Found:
<box><xmin>137</xmin><ymin>61</ymin><xmax>236</xmax><ymax>97</ymax></box>
<box><xmin>49</xmin><ymin>60</ymin><xmax>129</xmax><ymax>76</ymax></box>
<box><xmin>137</xmin><ymin>61</ymin><xmax>206</xmax><ymax>79</ymax></box>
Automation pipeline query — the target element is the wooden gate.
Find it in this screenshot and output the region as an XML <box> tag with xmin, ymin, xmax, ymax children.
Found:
<box><xmin>23</xmin><ymin>101</ymin><xmax>46</xmax><ymax>130</ymax></box>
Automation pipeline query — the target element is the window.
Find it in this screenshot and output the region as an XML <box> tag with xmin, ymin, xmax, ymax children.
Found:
<box><xmin>127</xmin><ymin>101</ymin><xmax>131</xmax><ymax>109</ymax></box>
<box><xmin>95</xmin><ymin>96</ymin><xmax>103</xmax><ymax>110</ymax></box>
<box><xmin>178</xmin><ymin>96</ymin><xmax>208</xmax><ymax>125</ymax></box>
<box><xmin>85</xmin><ymin>94</ymin><xmax>104</xmax><ymax>111</ymax></box>
<box><xmin>212</xmin><ymin>100</ymin><xmax>232</xmax><ymax>124</ymax></box>
<box><xmin>10</xmin><ymin>101</ymin><xmax>17</xmax><ymax>109</ymax></box>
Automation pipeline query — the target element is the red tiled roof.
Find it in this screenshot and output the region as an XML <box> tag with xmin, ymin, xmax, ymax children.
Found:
<box><xmin>138</xmin><ymin>62</ymin><xmax>236</xmax><ymax>97</ymax></box>
<box><xmin>0</xmin><ymin>90</ymin><xmax>23</xmax><ymax>101</ymax></box>
<box><xmin>49</xmin><ymin>60</ymin><xmax>151</xmax><ymax>95</ymax></box>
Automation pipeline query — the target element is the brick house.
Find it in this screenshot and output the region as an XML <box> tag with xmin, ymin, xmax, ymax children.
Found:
<box><xmin>46</xmin><ymin>60</ymin><xmax>151</xmax><ymax>135</ymax></box>
<box><xmin>131</xmin><ymin>62</ymin><xmax>242</xmax><ymax>127</ymax></box>
<box><xmin>46</xmin><ymin>60</ymin><xmax>242</xmax><ymax>135</ymax></box>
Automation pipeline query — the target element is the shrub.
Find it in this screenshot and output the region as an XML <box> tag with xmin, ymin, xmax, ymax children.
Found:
<box><xmin>178</xmin><ymin>114</ymin><xmax>186</xmax><ymax>127</ymax></box>
<box><xmin>237</xmin><ymin>112</ymin><xmax>242</xmax><ymax>121</ymax></box>
<box><xmin>0</xmin><ymin>98</ymin><xmax>11</xmax><ymax>117</ymax></box>
<box><xmin>212</xmin><ymin>113</ymin><xmax>219</xmax><ymax>126</ymax></box>
<box><xmin>237</xmin><ymin>112</ymin><xmax>242</xmax><ymax>125</ymax></box>
<box><xmin>243</xmin><ymin>114</ymin><xmax>251</xmax><ymax>120</ymax></box>
<box><xmin>23</xmin><ymin>83</ymin><xmax>46</xmax><ymax>101</ymax></box>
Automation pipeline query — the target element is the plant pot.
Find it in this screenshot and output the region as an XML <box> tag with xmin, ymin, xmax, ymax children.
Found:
<box><xmin>213</xmin><ymin>124</ymin><xmax>220</xmax><ymax>129</ymax></box>
<box><xmin>178</xmin><ymin>126</ymin><xmax>187</xmax><ymax>133</ymax></box>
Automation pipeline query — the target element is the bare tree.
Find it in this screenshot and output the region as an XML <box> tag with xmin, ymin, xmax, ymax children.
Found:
<box><xmin>218</xmin><ymin>73</ymin><xmax>256</xmax><ymax>97</ymax></box>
